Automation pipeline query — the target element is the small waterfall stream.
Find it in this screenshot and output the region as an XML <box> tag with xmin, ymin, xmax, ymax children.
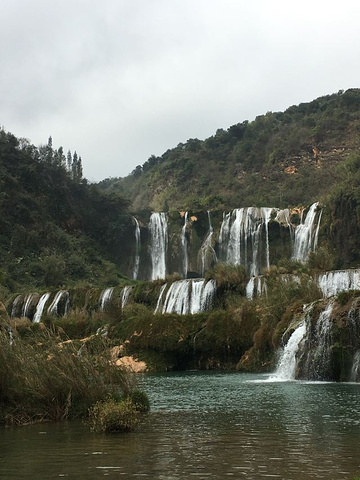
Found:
<box><xmin>33</xmin><ymin>293</ymin><xmax>50</xmax><ymax>323</ymax></box>
<box><xmin>149</xmin><ymin>212</ymin><xmax>168</xmax><ymax>280</ymax></box>
<box><xmin>350</xmin><ymin>351</ymin><xmax>360</xmax><ymax>382</ymax></box>
<box><xmin>47</xmin><ymin>290</ymin><xmax>69</xmax><ymax>316</ymax></box>
<box><xmin>99</xmin><ymin>287</ymin><xmax>114</xmax><ymax>310</ymax></box>
<box><xmin>133</xmin><ymin>217</ymin><xmax>141</xmax><ymax>280</ymax></box>
<box><xmin>292</xmin><ymin>202</ymin><xmax>321</xmax><ymax>262</ymax></box>
<box><xmin>200</xmin><ymin>211</ymin><xmax>217</xmax><ymax>276</ymax></box>
<box><xmin>181</xmin><ymin>212</ymin><xmax>189</xmax><ymax>278</ymax></box>
<box><xmin>121</xmin><ymin>286</ymin><xmax>132</xmax><ymax>309</ymax></box>
<box><xmin>22</xmin><ymin>293</ymin><xmax>36</xmax><ymax>318</ymax></box>
<box><xmin>270</xmin><ymin>321</ymin><xmax>308</xmax><ymax>381</ymax></box>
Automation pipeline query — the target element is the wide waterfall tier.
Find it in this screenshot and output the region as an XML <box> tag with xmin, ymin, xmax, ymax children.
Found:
<box><xmin>219</xmin><ymin>207</ymin><xmax>277</xmax><ymax>276</ymax></box>
<box><xmin>292</xmin><ymin>202</ymin><xmax>322</xmax><ymax>262</ymax></box>
<box><xmin>154</xmin><ymin>279</ymin><xmax>216</xmax><ymax>315</ymax></box>
<box><xmin>317</xmin><ymin>269</ymin><xmax>360</xmax><ymax>298</ymax></box>
<box><xmin>149</xmin><ymin>212</ymin><xmax>168</xmax><ymax>280</ymax></box>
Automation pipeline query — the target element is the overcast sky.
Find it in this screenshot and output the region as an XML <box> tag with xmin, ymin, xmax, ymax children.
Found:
<box><xmin>1</xmin><ymin>0</ymin><xmax>360</xmax><ymax>181</ymax></box>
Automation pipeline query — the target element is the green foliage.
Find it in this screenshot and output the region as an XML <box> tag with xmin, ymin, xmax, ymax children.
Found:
<box><xmin>106</xmin><ymin>89</ymin><xmax>360</xmax><ymax>212</ymax></box>
<box><xmin>126</xmin><ymin>389</ymin><xmax>150</xmax><ymax>413</ymax></box>
<box><xmin>0</xmin><ymin>128</ymin><xmax>130</xmax><ymax>291</ymax></box>
<box><xmin>87</xmin><ymin>398</ymin><xmax>139</xmax><ymax>433</ymax></box>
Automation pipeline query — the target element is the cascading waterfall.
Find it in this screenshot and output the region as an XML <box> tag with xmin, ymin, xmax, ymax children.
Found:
<box><xmin>350</xmin><ymin>351</ymin><xmax>360</xmax><ymax>382</ymax></box>
<box><xmin>200</xmin><ymin>211</ymin><xmax>217</xmax><ymax>276</ymax></box>
<box><xmin>154</xmin><ymin>283</ymin><xmax>168</xmax><ymax>313</ymax></box>
<box><xmin>11</xmin><ymin>294</ymin><xmax>22</xmax><ymax>318</ymax></box>
<box><xmin>270</xmin><ymin>321</ymin><xmax>308</xmax><ymax>381</ymax></box>
<box><xmin>181</xmin><ymin>212</ymin><xmax>189</xmax><ymax>278</ymax></box>
<box><xmin>245</xmin><ymin>276</ymin><xmax>268</xmax><ymax>300</ymax></box>
<box><xmin>22</xmin><ymin>293</ymin><xmax>36</xmax><ymax>318</ymax></box>
<box><xmin>317</xmin><ymin>269</ymin><xmax>360</xmax><ymax>298</ymax></box>
<box><xmin>99</xmin><ymin>287</ymin><xmax>114</xmax><ymax>310</ymax></box>
<box><xmin>190</xmin><ymin>279</ymin><xmax>216</xmax><ymax>314</ymax></box>
<box><xmin>33</xmin><ymin>293</ymin><xmax>50</xmax><ymax>323</ymax></box>
<box><xmin>156</xmin><ymin>279</ymin><xmax>216</xmax><ymax>315</ymax></box>
<box><xmin>219</xmin><ymin>207</ymin><xmax>275</xmax><ymax>276</ymax></box>
<box><xmin>47</xmin><ymin>290</ymin><xmax>69</xmax><ymax>316</ymax></box>
<box><xmin>133</xmin><ymin>217</ymin><xmax>141</xmax><ymax>280</ymax></box>
<box><xmin>302</xmin><ymin>300</ymin><xmax>334</xmax><ymax>380</ymax></box>
<box><xmin>292</xmin><ymin>202</ymin><xmax>322</xmax><ymax>262</ymax></box>
<box><xmin>121</xmin><ymin>286</ymin><xmax>132</xmax><ymax>309</ymax></box>
<box><xmin>149</xmin><ymin>212</ymin><xmax>168</xmax><ymax>280</ymax></box>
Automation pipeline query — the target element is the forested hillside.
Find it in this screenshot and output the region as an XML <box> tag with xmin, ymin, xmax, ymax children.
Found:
<box><xmin>0</xmin><ymin>130</ymin><xmax>130</xmax><ymax>295</ymax></box>
<box><xmin>101</xmin><ymin>89</ymin><xmax>360</xmax><ymax>212</ymax></box>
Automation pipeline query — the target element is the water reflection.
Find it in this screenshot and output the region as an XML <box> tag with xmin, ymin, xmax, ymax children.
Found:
<box><xmin>0</xmin><ymin>372</ymin><xmax>359</xmax><ymax>479</ymax></box>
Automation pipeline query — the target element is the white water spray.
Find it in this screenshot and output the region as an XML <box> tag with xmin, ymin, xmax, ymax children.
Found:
<box><xmin>99</xmin><ymin>287</ymin><xmax>114</xmax><ymax>310</ymax></box>
<box><xmin>149</xmin><ymin>212</ymin><xmax>168</xmax><ymax>280</ymax></box>
<box><xmin>270</xmin><ymin>322</ymin><xmax>307</xmax><ymax>381</ymax></box>
<box><xmin>133</xmin><ymin>217</ymin><xmax>141</xmax><ymax>280</ymax></box>
<box><xmin>33</xmin><ymin>293</ymin><xmax>50</xmax><ymax>323</ymax></box>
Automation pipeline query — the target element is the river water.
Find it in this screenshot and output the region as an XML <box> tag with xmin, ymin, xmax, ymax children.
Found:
<box><xmin>1</xmin><ymin>372</ymin><xmax>359</xmax><ymax>479</ymax></box>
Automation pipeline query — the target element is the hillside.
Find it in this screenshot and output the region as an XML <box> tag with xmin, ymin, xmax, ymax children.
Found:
<box><xmin>99</xmin><ymin>88</ymin><xmax>360</xmax><ymax>212</ymax></box>
<box><xmin>0</xmin><ymin>130</ymin><xmax>131</xmax><ymax>294</ymax></box>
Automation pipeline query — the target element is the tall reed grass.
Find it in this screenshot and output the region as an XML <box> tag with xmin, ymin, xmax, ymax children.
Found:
<box><xmin>0</xmin><ymin>328</ymin><xmax>134</xmax><ymax>426</ymax></box>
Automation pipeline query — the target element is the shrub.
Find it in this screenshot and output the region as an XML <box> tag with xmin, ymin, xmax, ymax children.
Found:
<box><xmin>127</xmin><ymin>389</ymin><xmax>150</xmax><ymax>413</ymax></box>
<box><xmin>87</xmin><ymin>398</ymin><xmax>139</xmax><ymax>432</ymax></box>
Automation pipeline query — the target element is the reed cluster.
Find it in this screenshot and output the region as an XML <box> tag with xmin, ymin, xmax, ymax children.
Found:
<box><xmin>0</xmin><ymin>328</ymin><xmax>136</xmax><ymax>426</ymax></box>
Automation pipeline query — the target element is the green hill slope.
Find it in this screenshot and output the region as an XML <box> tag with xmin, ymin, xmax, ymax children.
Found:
<box><xmin>100</xmin><ymin>88</ymin><xmax>360</xmax><ymax>212</ymax></box>
<box><xmin>0</xmin><ymin>130</ymin><xmax>130</xmax><ymax>294</ymax></box>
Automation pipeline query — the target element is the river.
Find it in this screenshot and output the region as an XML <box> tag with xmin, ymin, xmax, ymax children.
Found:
<box><xmin>1</xmin><ymin>372</ymin><xmax>359</xmax><ymax>479</ymax></box>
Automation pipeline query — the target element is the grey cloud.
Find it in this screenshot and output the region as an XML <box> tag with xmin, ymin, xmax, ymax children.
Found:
<box><xmin>1</xmin><ymin>0</ymin><xmax>360</xmax><ymax>180</ymax></box>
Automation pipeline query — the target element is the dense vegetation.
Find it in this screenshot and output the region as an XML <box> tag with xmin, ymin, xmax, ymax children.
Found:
<box><xmin>101</xmin><ymin>88</ymin><xmax>360</xmax><ymax>212</ymax></box>
<box><xmin>0</xmin><ymin>130</ymin><xmax>131</xmax><ymax>295</ymax></box>
<box><xmin>1</xmin><ymin>88</ymin><xmax>360</xmax><ymax>412</ymax></box>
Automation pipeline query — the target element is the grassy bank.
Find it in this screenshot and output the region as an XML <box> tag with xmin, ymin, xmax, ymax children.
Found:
<box><xmin>0</xmin><ymin>326</ymin><xmax>148</xmax><ymax>429</ymax></box>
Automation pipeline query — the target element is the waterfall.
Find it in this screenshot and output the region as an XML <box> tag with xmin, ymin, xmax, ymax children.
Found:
<box><xmin>302</xmin><ymin>300</ymin><xmax>334</xmax><ymax>380</ymax></box>
<box><xmin>158</xmin><ymin>279</ymin><xmax>216</xmax><ymax>315</ymax></box>
<box><xmin>317</xmin><ymin>269</ymin><xmax>360</xmax><ymax>298</ymax></box>
<box><xmin>161</xmin><ymin>280</ymin><xmax>191</xmax><ymax>314</ymax></box>
<box><xmin>350</xmin><ymin>351</ymin><xmax>360</xmax><ymax>382</ymax></box>
<box><xmin>246</xmin><ymin>277</ymin><xmax>255</xmax><ymax>300</ymax></box>
<box><xmin>149</xmin><ymin>212</ymin><xmax>168</xmax><ymax>280</ymax></box>
<box><xmin>33</xmin><ymin>293</ymin><xmax>50</xmax><ymax>323</ymax></box>
<box><xmin>200</xmin><ymin>211</ymin><xmax>217</xmax><ymax>276</ymax></box>
<box><xmin>219</xmin><ymin>207</ymin><xmax>275</xmax><ymax>276</ymax></box>
<box><xmin>47</xmin><ymin>290</ymin><xmax>69</xmax><ymax>316</ymax></box>
<box><xmin>22</xmin><ymin>293</ymin><xmax>36</xmax><ymax>318</ymax></box>
<box><xmin>99</xmin><ymin>287</ymin><xmax>114</xmax><ymax>310</ymax></box>
<box><xmin>154</xmin><ymin>283</ymin><xmax>168</xmax><ymax>314</ymax></box>
<box><xmin>181</xmin><ymin>212</ymin><xmax>189</xmax><ymax>278</ymax></box>
<box><xmin>292</xmin><ymin>202</ymin><xmax>321</xmax><ymax>262</ymax></box>
<box><xmin>11</xmin><ymin>294</ymin><xmax>22</xmax><ymax>318</ymax></box>
<box><xmin>133</xmin><ymin>217</ymin><xmax>141</xmax><ymax>280</ymax></box>
<box><xmin>121</xmin><ymin>286</ymin><xmax>132</xmax><ymax>309</ymax></box>
<box><xmin>270</xmin><ymin>321</ymin><xmax>308</xmax><ymax>381</ymax></box>
<box><xmin>245</xmin><ymin>276</ymin><xmax>268</xmax><ymax>300</ymax></box>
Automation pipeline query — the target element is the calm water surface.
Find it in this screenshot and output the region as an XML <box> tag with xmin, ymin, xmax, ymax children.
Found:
<box><xmin>0</xmin><ymin>372</ymin><xmax>359</xmax><ymax>479</ymax></box>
